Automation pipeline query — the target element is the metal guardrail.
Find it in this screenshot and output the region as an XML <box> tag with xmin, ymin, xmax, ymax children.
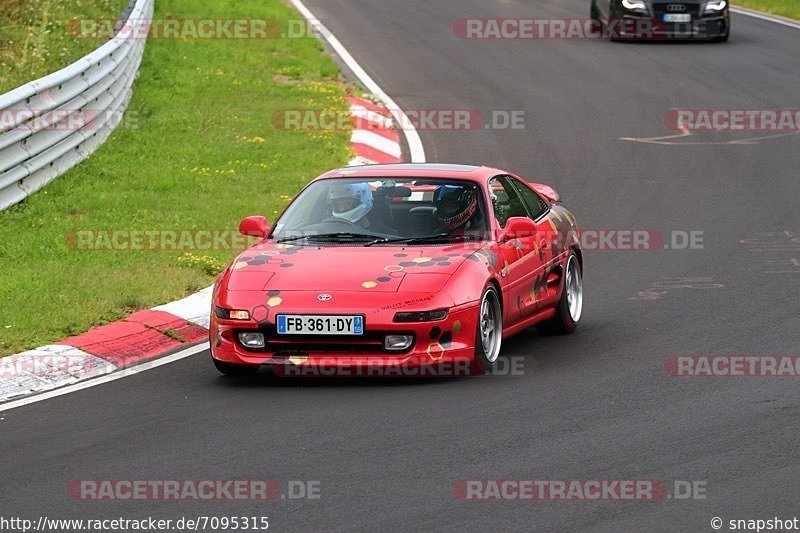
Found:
<box><xmin>0</xmin><ymin>0</ymin><xmax>154</xmax><ymax>211</ymax></box>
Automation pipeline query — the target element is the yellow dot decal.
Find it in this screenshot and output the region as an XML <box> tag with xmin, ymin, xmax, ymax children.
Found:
<box><xmin>453</xmin><ymin>320</ymin><xmax>462</xmax><ymax>335</ymax></box>
<box><xmin>412</xmin><ymin>257</ymin><xmax>433</xmax><ymax>263</ymax></box>
<box><xmin>267</xmin><ymin>297</ymin><xmax>283</xmax><ymax>307</ymax></box>
<box><xmin>362</xmin><ymin>281</ymin><xmax>378</xmax><ymax>289</ymax></box>
<box><xmin>384</xmin><ymin>265</ymin><xmax>404</xmax><ymax>272</ymax></box>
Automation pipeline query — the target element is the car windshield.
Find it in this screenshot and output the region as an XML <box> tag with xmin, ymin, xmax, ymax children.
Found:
<box><xmin>270</xmin><ymin>178</ymin><xmax>489</xmax><ymax>245</ymax></box>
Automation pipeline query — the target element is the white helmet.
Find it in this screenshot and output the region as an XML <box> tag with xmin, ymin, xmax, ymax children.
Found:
<box><xmin>328</xmin><ymin>182</ymin><xmax>373</xmax><ymax>223</ymax></box>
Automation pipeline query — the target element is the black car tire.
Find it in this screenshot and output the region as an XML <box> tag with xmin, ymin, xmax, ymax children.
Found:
<box><xmin>590</xmin><ymin>1</ymin><xmax>600</xmax><ymax>20</ymax></box>
<box><xmin>537</xmin><ymin>252</ymin><xmax>583</xmax><ymax>335</ymax></box>
<box><xmin>470</xmin><ymin>286</ymin><xmax>503</xmax><ymax>375</ymax></box>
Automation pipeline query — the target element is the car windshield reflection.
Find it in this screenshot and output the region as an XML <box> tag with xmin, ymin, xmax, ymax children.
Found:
<box><xmin>271</xmin><ymin>178</ymin><xmax>489</xmax><ymax>244</ymax></box>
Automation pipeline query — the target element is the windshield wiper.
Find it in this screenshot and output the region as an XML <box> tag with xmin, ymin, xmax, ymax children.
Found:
<box><xmin>365</xmin><ymin>233</ymin><xmax>466</xmax><ymax>246</ymax></box>
<box><xmin>277</xmin><ymin>232</ymin><xmax>378</xmax><ymax>244</ymax></box>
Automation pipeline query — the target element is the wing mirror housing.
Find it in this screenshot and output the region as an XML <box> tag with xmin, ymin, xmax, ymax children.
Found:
<box><xmin>500</xmin><ymin>217</ymin><xmax>538</xmax><ymax>243</ymax></box>
<box><xmin>239</xmin><ymin>216</ymin><xmax>270</xmax><ymax>239</ymax></box>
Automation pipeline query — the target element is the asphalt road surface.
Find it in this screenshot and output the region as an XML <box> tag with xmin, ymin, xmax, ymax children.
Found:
<box><xmin>2</xmin><ymin>1</ymin><xmax>799</xmax><ymax>531</ymax></box>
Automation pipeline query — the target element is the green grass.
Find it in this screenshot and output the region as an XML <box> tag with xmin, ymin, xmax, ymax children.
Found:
<box><xmin>0</xmin><ymin>0</ymin><xmax>353</xmax><ymax>355</ymax></box>
<box><xmin>734</xmin><ymin>0</ymin><xmax>800</xmax><ymax>19</ymax></box>
<box><xmin>0</xmin><ymin>0</ymin><xmax>128</xmax><ymax>94</ymax></box>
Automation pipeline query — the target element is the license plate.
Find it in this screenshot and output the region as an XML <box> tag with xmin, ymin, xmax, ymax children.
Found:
<box><xmin>663</xmin><ymin>13</ymin><xmax>692</xmax><ymax>22</ymax></box>
<box><xmin>276</xmin><ymin>315</ymin><xmax>364</xmax><ymax>335</ymax></box>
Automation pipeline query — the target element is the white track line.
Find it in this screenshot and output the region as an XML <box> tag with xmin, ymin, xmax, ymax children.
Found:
<box><xmin>0</xmin><ymin>343</ymin><xmax>209</xmax><ymax>412</ymax></box>
<box><xmin>288</xmin><ymin>0</ymin><xmax>426</xmax><ymax>163</ymax></box>
<box><xmin>732</xmin><ymin>6</ymin><xmax>800</xmax><ymax>30</ymax></box>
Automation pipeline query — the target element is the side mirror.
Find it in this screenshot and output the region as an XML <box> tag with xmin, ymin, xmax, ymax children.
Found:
<box><xmin>500</xmin><ymin>217</ymin><xmax>537</xmax><ymax>243</ymax></box>
<box><xmin>239</xmin><ymin>216</ymin><xmax>270</xmax><ymax>239</ymax></box>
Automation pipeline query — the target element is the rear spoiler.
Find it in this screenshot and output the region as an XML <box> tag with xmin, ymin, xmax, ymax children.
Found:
<box><xmin>530</xmin><ymin>183</ymin><xmax>560</xmax><ymax>204</ymax></box>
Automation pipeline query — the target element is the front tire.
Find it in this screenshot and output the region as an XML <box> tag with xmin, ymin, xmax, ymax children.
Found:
<box><xmin>471</xmin><ymin>286</ymin><xmax>503</xmax><ymax>374</ymax></box>
<box><xmin>537</xmin><ymin>252</ymin><xmax>583</xmax><ymax>335</ymax></box>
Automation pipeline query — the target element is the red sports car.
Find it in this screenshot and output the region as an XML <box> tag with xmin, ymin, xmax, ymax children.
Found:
<box><xmin>211</xmin><ymin>163</ymin><xmax>583</xmax><ymax>377</ymax></box>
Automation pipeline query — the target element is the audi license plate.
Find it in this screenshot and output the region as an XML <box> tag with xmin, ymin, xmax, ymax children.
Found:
<box><xmin>276</xmin><ymin>315</ymin><xmax>364</xmax><ymax>335</ymax></box>
<box><xmin>663</xmin><ymin>13</ymin><xmax>692</xmax><ymax>22</ymax></box>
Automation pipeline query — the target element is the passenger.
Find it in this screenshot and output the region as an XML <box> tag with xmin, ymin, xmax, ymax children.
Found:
<box><xmin>432</xmin><ymin>184</ymin><xmax>482</xmax><ymax>236</ymax></box>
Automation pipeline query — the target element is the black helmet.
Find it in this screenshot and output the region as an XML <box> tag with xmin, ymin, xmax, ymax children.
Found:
<box><xmin>434</xmin><ymin>185</ymin><xmax>478</xmax><ymax>230</ymax></box>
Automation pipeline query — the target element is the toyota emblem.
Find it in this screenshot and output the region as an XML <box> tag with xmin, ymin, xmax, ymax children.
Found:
<box><xmin>317</xmin><ymin>294</ymin><xmax>333</xmax><ymax>301</ymax></box>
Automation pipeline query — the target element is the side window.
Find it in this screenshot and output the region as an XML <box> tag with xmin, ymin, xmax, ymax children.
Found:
<box><xmin>489</xmin><ymin>176</ymin><xmax>528</xmax><ymax>228</ymax></box>
<box><xmin>511</xmin><ymin>178</ymin><xmax>549</xmax><ymax>220</ymax></box>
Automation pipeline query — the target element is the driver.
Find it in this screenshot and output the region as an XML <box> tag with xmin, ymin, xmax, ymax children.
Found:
<box><xmin>433</xmin><ymin>184</ymin><xmax>480</xmax><ymax>234</ymax></box>
<box><xmin>328</xmin><ymin>182</ymin><xmax>393</xmax><ymax>234</ymax></box>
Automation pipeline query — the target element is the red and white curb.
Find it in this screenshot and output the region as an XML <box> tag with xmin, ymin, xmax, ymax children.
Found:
<box><xmin>0</xmin><ymin>96</ymin><xmax>405</xmax><ymax>404</ymax></box>
<box><xmin>347</xmin><ymin>96</ymin><xmax>403</xmax><ymax>166</ymax></box>
<box><xmin>0</xmin><ymin>287</ymin><xmax>214</xmax><ymax>402</ymax></box>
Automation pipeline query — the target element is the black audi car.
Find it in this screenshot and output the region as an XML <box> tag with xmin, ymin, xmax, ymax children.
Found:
<box><xmin>590</xmin><ymin>0</ymin><xmax>730</xmax><ymax>41</ymax></box>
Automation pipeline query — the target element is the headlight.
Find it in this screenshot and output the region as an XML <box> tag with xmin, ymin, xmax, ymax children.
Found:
<box><xmin>393</xmin><ymin>309</ymin><xmax>449</xmax><ymax>322</ymax></box>
<box><xmin>238</xmin><ymin>332</ymin><xmax>265</xmax><ymax>349</ymax></box>
<box><xmin>621</xmin><ymin>0</ymin><xmax>647</xmax><ymax>11</ymax></box>
<box><xmin>704</xmin><ymin>0</ymin><xmax>727</xmax><ymax>12</ymax></box>
<box><xmin>215</xmin><ymin>306</ymin><xmax>250</xmax><ymax>320</ymax></box>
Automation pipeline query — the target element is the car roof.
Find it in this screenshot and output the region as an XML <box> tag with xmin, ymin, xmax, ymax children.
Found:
<box><xmin>315</xmin><ymin>163</ymin><xmax>506</xmax><ymax>183</ymax></box>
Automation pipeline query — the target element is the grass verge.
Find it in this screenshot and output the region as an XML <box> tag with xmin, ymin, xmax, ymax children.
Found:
<box><xmin>734</xmin><ymin>1</ymin><xmax>800</xmax><ymax>20</ymax></box>
<box><xmin>0</xmin><ymin>0</ymin><xmax>128</xmax><ymax>94</ymax></box>
<box><xmin>0</xmin><ymin>0</ymin><xmax>353</xmax><ymax>355</ymax></box>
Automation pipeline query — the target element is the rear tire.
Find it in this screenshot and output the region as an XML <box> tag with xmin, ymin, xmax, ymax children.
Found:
<box><xmin>471</xmin><ymin>286</ymin><xmax>503</xmax><ymax>374</ymax></box>
<box><xmin>213</xmin><ymin>358</ymin><xmax>258</xmax><ymax>376</ymax></box>
<box><xmin>537</xmin><ymin>252</ymin><xmax>583</xmax><ymax>335</ymax></box>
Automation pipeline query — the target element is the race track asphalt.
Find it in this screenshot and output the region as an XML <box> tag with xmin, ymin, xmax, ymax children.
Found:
<box><xmin>2</xmin><ymin>1</ymin><xmax>799</xmax><ymax>531</ymax></box>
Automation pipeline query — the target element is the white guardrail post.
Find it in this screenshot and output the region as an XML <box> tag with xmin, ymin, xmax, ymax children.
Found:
<box><xmin>0</xmin><ymin>0</ymin><xmax>154</xmax><ymax>211</ymax></box>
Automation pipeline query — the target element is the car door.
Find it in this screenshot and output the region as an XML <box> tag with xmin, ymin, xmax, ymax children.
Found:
<box><xmin>488</xmin><ymin>175</ymin><xmax>544</xmax><ymax>324</ymax></box>
<box><xmin>507</xmin><ymin>177</ymin><xmax>564</xmax><ymax>313</ymax></box>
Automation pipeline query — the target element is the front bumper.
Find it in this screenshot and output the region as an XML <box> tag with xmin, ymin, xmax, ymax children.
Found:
<box><xmin>615</xmin><ymin>14</ymin><xmax>729</xmax><ymax>40</ymax></box>
<box><xmin>210</xmin><ymin>303</ymin><xmax>479</xmax><ymax>377</ymax></box>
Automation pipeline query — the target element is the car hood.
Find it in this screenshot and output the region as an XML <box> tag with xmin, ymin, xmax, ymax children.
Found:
<box><xmin>226</xmin><ymin>242</ymin><xmax>481</xmax><ymax>293</ymax></box>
